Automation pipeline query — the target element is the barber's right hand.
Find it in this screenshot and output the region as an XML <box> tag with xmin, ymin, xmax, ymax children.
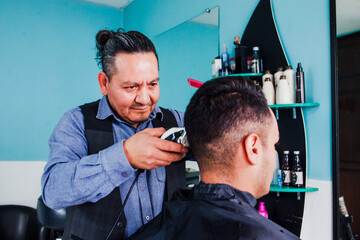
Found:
<box><xmin>123</xmin><ymin>128</ymin><xmax>188</xmax><ymax>170</ymax></box>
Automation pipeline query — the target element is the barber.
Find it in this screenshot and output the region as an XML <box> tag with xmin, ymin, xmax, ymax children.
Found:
<box><xmin>41</xmin><ymin>29</ymin><xmax>188</xmax><ymax>240</ymax></box>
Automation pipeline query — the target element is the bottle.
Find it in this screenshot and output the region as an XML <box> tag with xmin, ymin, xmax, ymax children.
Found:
<box><xmin>281</xmin><ymin>151</ymin><xmax>291</xmax><ymax>186</ymax></box>
<box><xmin>276</xmin><ymin>75</ymin><xmax>291</xmax><ymax>104</ymax></box>
<box><xmin>283</xmin><ymin>66</ymin><xmax>295</xmax><ymax>103</ymax></box>
<box><xmin>274</xmin><ymin>67</ymin><xmax>283</xmax><ymax>89</ymax></box>
<box><xmin>277</xmin><ymin>169</ymin><xmax>283</xmax><ymax>188</ymax></box>
<box><xmin>262</xmin><ymin>70</ymin><xmax>274</xmax><ymax>85</ymax></box>
<box><xmin>291</xmin><ymin>151</ymin><xmax>304</xmax><ymax>188</ymax></box>
<box><xmin>272</xmin><ymin>151</ymin><xmax>280</xmax><ymax>185</ymax></box>
<box><xmin>262</xmin><ymin>77</ymin><xmax>275</xmax><ymax>105</ymax></box>
<box><xmin>250</xmin><ymin>46</ymin><xmax>263</xmax><ymax>73</ymax></box>
<box><xmin>296</xmin><ymin>62</ymin><xmax>305</xmax><ymax>103</ymax></box>
<box><xmin>258</xmin><ymin>202</ymin><xmax>268</xmax><ymax>218</ymax></box>
<box><xmin>221</xmin><ymin>44</ymin><xmax>230</xmax><ymax>71</ymax></box>
<box><xmin>247</xmin><ymin>56</ymin><xmax>252</xmax><ymax>72</ymax></box>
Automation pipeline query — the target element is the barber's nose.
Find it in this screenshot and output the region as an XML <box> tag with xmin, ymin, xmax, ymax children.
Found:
<box><xmin>135</xmin><ymin>88</ymin><xmax>150</xmax><ymax>105</ymax></box>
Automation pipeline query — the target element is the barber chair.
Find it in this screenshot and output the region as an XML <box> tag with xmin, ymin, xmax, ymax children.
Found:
<box><xmin>0</xmin><ymin>204</ymin><xmax>49</xmax><ymax>240</ymax></box>
<box><xmin>36</xmin><ymin>196</ymin><xmax>66</xmax><ymax>240</ymax></box>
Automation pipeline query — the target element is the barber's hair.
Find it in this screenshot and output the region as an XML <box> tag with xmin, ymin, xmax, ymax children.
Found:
<box><xmin>184</xmin><ymin>76</ymin><xmax>272</xmax><ymax>173</ymax></box>
<box><xmin>95</xmin><ymin>28</ymin><xmax>158</xmax><ymax>79</ymax></box>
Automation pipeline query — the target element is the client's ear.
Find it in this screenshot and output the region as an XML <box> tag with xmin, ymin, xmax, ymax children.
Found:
<box><xmin>244</xmin><ymin>133</ymin><xmax>262</xmax><ymax>165</ymax></box>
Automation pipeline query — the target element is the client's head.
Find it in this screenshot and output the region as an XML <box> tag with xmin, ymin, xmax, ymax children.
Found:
<box><xmin>184</xmin><ymin>76</ymin><xmax>279</xmax><ymax>198</ymax></box>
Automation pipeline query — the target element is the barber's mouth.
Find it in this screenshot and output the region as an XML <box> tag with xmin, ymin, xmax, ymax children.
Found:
<box><xmin>131</xmin><ymin>106</ymin><xmax>150</xmax><ymax>111</ymax></box>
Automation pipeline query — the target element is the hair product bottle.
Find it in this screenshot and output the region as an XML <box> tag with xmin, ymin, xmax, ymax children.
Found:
<box><xmin>262</xmin><ymin>70</ymin><xmax>273</xmax><ymax>85</ymax></box>
<box><xmin>221</xmin><ymin>44</ymin><xmax>230</xmax><ymax>71</ymax></box>
<box><xmin>283</xmin><ymin>66</ymin><xmax>295</xmax><ymax>103</ymax></box>
<box><xmin>281</xmin><ymin>151</ymin><xmax>291</xmax><ymax>186</ymax></box>
<box><xmin>296</xmin><ymin>62</ymin><xmax>305</xmax><ymax>103</ymax></box>
<box><xmin>274</xmin><ymin>67</ymin><xmax>283</xmax><ymax>89</ymax></box>
<box><xmin>276</xmin><ymin>75</ymin><xmax>291</xmax><ymax>104</ymax></box>
<box><xmin>250</xmin><ymin>46</ymin><xmax>263</xmax><ymax>73</ymax></box>
<box><xmin>291</xmin><ymin>151</ymin><xmax>304</xmax><ymax>188</ymax></box>
<box><xmin>258</xmin><ymin>202</ymin><xmax>269</xmax><ymax>218</ymax></box>
<box><xmin>262</xmin><ymin>78</ymin><xmax>275</xmax><ymax>105</ymax></box>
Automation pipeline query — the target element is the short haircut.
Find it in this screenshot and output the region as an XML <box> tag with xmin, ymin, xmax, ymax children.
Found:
<box><xmin>95</xmin><ymin>28</ymin><xmax>158</xmax><ymax>79</ymax></box>
<box><xmin>184</xmin><ymin>76</ymin><xmax>272</xmax><ymax>173</ymax></box>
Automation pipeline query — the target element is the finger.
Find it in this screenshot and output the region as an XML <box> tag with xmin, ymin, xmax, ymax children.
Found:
<box><xmin>155</xmin><ymin>139</ymin><xmax>188</xmax><ymax>153</ymax></box>
<box><xmin>142</xmin><ymin>127</ymin><xmax>166</xmax><ymax>137</ymax></box>
<box><xmin>153</xmin><ymin>149</ymin><xmax>186</xmax><ymax>163</ymax></box>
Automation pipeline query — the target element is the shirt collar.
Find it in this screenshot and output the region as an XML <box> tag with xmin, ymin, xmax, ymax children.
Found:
<box><xmin>96</xmin><ymin>95</ymin><xmax>164</xmax><ymax>123</ymax></box>
<box><xmin>192</xmin><ymin>182</ymin><xmax>257</xmax><ymax>207</ymax></box>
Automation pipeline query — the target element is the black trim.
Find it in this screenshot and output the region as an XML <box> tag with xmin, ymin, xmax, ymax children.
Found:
<box><xmin>330</xmin><ymin>0</ymin><xmax>339</xmax><ymax>239</ymax></box>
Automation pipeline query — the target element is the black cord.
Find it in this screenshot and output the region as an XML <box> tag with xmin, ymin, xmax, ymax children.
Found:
<box><xmin>105</xmin><ymin>169</ymin><xmax>144</xmax><ymax>240</ymax></box>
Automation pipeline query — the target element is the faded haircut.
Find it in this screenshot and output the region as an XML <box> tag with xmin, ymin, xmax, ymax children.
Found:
<box><xmin>184</xmin><ymin>76</ymin><xmax>272</xmax><ymax>173</ymax></box>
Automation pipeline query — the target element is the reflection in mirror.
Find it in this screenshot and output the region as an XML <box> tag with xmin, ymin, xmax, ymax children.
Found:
<box><xmin>154</xmin><ymin>7</ymin><xmax>219</xmax><ymax>111</ymax></box>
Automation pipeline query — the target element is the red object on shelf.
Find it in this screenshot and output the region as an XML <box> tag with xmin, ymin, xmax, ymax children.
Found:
<box><xmin>187</xmin><ymin>78</ymin><xmax>204</xmax><ymax>88</ymax></box>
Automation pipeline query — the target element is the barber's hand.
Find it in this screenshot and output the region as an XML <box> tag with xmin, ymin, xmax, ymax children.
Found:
<box><xmin>123</xmin><ymin>128</ymin><xmax>188</xmax><ymax>170</ymax></box>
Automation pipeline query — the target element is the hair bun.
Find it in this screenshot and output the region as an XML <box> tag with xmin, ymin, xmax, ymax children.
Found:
<box><xmin>96</xmin><ymin>30</ymin><xmax>115</xmax><ymax>52</ymax></box>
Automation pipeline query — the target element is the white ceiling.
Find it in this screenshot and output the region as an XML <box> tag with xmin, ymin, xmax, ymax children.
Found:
<box><xmin>83</xmin><ymin>0</ymin><xmax>134</xmax><ymax>9</ymax></box>
<box><xmin>83</xmin><ymin>0</ymin><xmax>360</xmax><ymax>36</ymax></box>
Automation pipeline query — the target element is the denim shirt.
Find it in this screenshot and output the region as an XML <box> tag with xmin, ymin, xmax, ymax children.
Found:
<box><xmin>41</xmin><ymin>96</ymin><xmax>184</xmax><ymax>238</ymax></box>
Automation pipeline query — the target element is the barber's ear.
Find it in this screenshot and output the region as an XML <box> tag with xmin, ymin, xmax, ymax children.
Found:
<box><xmin>244</xmin><ymin>133</ymin><xmax>262</xmax><ymax>165</ymax></box>
<box><xmin>98</xmin><ymin>72</ymin><xmax>109</xmax><ymax>96</ymax></box>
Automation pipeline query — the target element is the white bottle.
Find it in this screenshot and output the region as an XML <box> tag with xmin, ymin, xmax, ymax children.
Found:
<box><xmin>283</xmin><ymin>66</ymin><xmax>295</xmax><ymax>104</ymax></box>
<box><xmin>262</xmin><ymin>78</ymin><xmax>275</xmax><ymax>105</ymax></box>
<box><xmin>276</xmin><ymin>75</ymin><xmax>291</xmax><ymax>104</ymax></box>
<box><xmin>262</xmin><ymin>70</ymin><xmax>273</xmax><ymax>86</ymax></box>
<box><xmin>274</xmin><ymin>67</ymin><xmax>283</xmax><ymax>89</ymax></box>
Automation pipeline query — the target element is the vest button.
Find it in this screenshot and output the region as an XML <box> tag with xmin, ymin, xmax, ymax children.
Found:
<box><xmin>117</xmin><ymin>222</ymin><xmax>123</xmax><ymax>228</ymax></box>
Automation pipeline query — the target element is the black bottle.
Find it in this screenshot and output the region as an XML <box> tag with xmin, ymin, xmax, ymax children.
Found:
<box><xmin>296</xmin><ymin>63</ymin><xmax>305</xmax><ymax>103</ymax></box>
<box><xmin>281</xmin><ymin>151</ymin><xmax>291</xmax><ymax>186</ymax></box>
<box><xmin>291</xmin><ymin>151</ymin><xmax>304</xmax><ymax>188</ymax></box>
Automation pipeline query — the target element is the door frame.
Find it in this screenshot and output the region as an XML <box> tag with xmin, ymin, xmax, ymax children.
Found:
<box><xmin>330</xmin><ymin>0</ymin><xmax>339</xmax><ymax>238</ymax></box>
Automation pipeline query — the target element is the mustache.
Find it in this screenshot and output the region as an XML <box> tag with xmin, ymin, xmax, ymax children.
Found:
<box><xmin>130</xmin><ymin>102</ymin><xmax>153</xmax><ymax>108</ymax></box>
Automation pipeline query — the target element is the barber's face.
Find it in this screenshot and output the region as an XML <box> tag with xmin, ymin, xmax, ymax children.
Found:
<box><xmin>257</xmin><ymin>110</ymin><xmax>279</xmax><ymax>197</ymax></box>
<box><xmin>100</xmin><ymin>52</ymin><xmax>159</xmax><ymax>127</ymax></box>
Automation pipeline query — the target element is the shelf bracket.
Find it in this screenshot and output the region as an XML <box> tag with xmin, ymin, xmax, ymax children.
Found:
<box><xmin>275</xmin><ymin>109</ymin><xmax>279</xmax><ymax>120</ymax></box>
<box><xmin>293</xmin><ymin>107</ymin><xmax>297</xmax><ymax>119</ymax></box>
<box><xmin>276</xmin><ymin>192</ymin><xmax>280</xmax><ymax>197</ymax></box>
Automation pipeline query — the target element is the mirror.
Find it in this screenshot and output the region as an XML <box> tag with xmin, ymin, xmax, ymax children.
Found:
<box><xmin>335</xmin><ymin>0</ymin><xmax>360</xmax><ymax>237</ymax></box>
<box><xmin>154</xmin><ymin>7</ymin><xmax>219</xmax><ymax>111</ymax></box>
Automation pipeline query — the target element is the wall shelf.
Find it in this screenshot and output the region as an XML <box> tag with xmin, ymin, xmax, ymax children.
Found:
<box><xmin>270</xmin><ymin>185</ymin><xmax>319</xmax><ymax>193</ymax></box>
<box><xmin>270</xmin><ymin>185</ymin><xmax>319</xmax><ymax>200</ymax></box>
<box><xmin>270</xmin><ymin>103</ymin><xmax>320</xmax><ymax>119</ymax></box>
<box><xmin>212</xmin><ymin>73</ymin><xmax>263</xmax><ymax>80</ymax></box>
<box><xmin>269</xmin><ymin>103</ymin><xmax>320</xmax><ymax>109</ymax></box>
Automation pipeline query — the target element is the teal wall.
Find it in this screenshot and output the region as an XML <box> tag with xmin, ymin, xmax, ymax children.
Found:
<box><xmin>0</xmin><ymin>0</ymin><xmax>123</xmax><ymax>160</ymax></box>
<box><xmin>124</xmin><ymin>0</ymin><xmax>332</xmax><ymax>181</ymax></box>
<box><xmin>0</xmin><ymin>0</ymin><xmax>332</xmax><ymax>181</ymax></box>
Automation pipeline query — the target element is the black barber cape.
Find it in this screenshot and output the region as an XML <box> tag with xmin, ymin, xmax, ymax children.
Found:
<box><xmin>130</xmin><ymin>182</ymin><xmax>300</xmax><ymax>240</ymax></box>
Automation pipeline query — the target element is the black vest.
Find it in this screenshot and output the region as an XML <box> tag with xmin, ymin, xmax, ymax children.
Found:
<box><xmin>62</xmin><ymin>100</ymin><xmax>185</xmax><ymax>240</ymax></box>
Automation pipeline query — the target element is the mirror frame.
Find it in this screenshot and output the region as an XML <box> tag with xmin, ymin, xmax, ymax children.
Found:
<box><xmin>330</xmin><ymin>0</ymin><xmax>339</xmax><ymax>238</ymax></box>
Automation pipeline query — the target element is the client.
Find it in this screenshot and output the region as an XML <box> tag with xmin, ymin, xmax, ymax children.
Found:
<box><xmin>130</xmin><ymin>76</ymin><xmax>300</xmax><ymax>239</ymax></box>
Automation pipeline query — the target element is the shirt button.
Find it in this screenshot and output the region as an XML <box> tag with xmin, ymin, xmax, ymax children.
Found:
<box><xmin>145</xmin><ymin>216</ymin><xmax>150</xmax><ymax>221</ymax></box>
<box><xmin>140</xmin><ymin>186</ymin><xmax>144</xmax><ymax>191</ymax></box>
<box><xmin>117</xmin><ymin>221</ymin><xmax>123</xmax><ymax>228</ymax></box>
<box><xmin>122</xmin><ymin>172</ymin><xmax>128</xmax><ymax>178</ymax></box>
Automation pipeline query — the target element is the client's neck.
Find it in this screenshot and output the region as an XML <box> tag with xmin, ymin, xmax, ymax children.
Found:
<box><xmin>200</xmin><ymin>171</ymin><xmax>256</xmax><ymax>197</ymax></box>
